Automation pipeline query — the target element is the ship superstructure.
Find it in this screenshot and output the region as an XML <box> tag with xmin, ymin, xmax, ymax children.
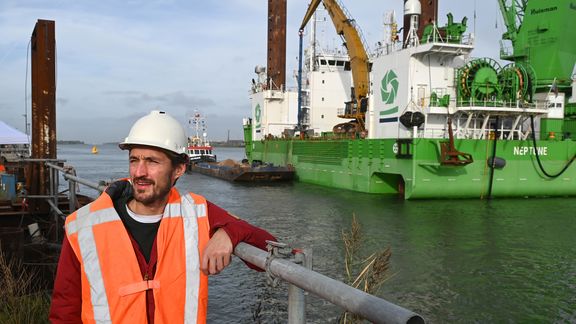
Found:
<box><xmin>187</xmin><ymin>111</ymin><xmax>216</xmax><ymax>164</ymax></box>
<box><xmin>244</xmin><ymin>0</ymin><xmax>576</xmax><ymax>199</ymax></box>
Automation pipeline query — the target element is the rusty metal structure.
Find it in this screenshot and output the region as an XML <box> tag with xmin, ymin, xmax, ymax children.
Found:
<box><xmin>440</xmin><ymin>118</ymin><xmax>473</xmax><ymax>166</ymax></box>
<box><xmin>267</xmin><ymin>0</ymin><xmax>287</xmax><ymax>90</ymax></box>
<box><xmin>0</xmin><ymin>15</ymin><xmax>98</xmax><ymax>293</ymax></box>
<box><xmin>403</xmin><ymin>0</ymin><xmax>438</xmax><ymax>46</ymax></box>
<box><xmin>28</xmin><ymin>19</ymin><xmax>57</xmax><ymax>214</ymax></box>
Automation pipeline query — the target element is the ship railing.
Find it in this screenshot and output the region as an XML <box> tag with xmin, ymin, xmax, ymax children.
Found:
<box><xmin>421</xmin><ymin>21</ymin><xmax>473</xmax><ymax>46</ymax></box>
<box><xmin>373</xmin><ymin>42</ymin><xmax>403</xmax><ymax>57</ymax></box>
<box><xmin>455</xmin><ymin>98</ymin><xmax>539</xmax><ymax>110</ymax></box>
<box><xmin>43</xmin><ymin>162</ymin><xmax>425</xmax><ymax>324</ymax></box>
<box><xmin>44</xmin><ymin>162</ymin><xmax>107</xmax><ymax>219</ymax></box>
<box><xmin>459</xmin><ymin>33</ymin><xmax>474</xmax><ymax>46</ymax></box>
<box><xmin>6</xmin><ymin>159</ymin><xmax>107</xmax><ymax>243</ymax></box>
<box><xmin>373</xmin><ymin>32</ymin><xmax>473</xmax><ymax>58</ymax></box>
<box><xmin>0</xmin><ymin>144</ymin><xmax>30</xmax><ymax>161</ymax></box>
<box><xmin>420</xmin><ymin>127</ymin><xmax>531</xmax><ymax>141</ymax></box>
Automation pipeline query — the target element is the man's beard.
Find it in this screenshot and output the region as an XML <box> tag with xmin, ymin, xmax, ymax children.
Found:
<box><xmin>132</xmin><ymin>175</ymin><xmax>172</xmax><ymax>206</ymax></box>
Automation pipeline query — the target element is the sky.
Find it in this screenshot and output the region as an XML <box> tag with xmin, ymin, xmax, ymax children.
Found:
<box><xmin>0</xmin><ymin>0</ymin><xmax>504</xmax><ymax>144</ymax></box>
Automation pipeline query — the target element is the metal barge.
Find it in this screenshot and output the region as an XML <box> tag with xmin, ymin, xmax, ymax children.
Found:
<box><xmin>188</xmin><ymin>159</ymin><xmax>295</xmax><ymax>182</ymax></box>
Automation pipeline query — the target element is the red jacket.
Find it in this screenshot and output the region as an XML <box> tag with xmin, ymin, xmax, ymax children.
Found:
<box><xmin>50</xmin><ymin>196</ymin><xmax>275</xmax><ymax>323</ymax></box>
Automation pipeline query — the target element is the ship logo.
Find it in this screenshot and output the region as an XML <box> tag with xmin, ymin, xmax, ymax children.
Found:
<box><xmin>381</xmin><ymin>70</ymin><xmax>398</xmax><ymax>104</ymax></box>
<box><xmin>255</xmin><ymin>104</ymin><xmax>261</xmax><ymax>129</ymax></box>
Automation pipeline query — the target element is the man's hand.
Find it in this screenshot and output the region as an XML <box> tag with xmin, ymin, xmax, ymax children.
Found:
<box><xmin>201</xmin><ymin>228</ymin><xmax>233</xmax><ymax>275</ymax></box>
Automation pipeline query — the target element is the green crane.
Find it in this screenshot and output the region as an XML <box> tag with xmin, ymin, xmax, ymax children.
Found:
<box><xmin>300</xmin><ymin>0</ymin><xmax>370</xmax><ymax>131</ymax></box>
<box><xmin>497</xmin><ymin>0</ymin><xmax>576</xmax><ymax>136</ymax></box>
<box><xmin>498</xmin><ymin>0</ymin><xmax>576</xmax><ymax>92</ymax></box>
<box><xmin>497</xmin><ymin>0</ymin><xmax>527</xmax><ymax>44</ymax></box>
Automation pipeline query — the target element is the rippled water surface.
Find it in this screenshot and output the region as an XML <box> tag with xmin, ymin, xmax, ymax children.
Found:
<box><xmin>58</xmin><ymin>144</ymin><xmax>576</xmax><ymax>323</ymax></box>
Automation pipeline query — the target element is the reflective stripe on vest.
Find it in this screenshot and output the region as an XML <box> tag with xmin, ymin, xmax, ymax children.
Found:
<box><xmin>65</xmin><ymin>188</ymin><xmax>210</xmax><ymax>324</ymax></box>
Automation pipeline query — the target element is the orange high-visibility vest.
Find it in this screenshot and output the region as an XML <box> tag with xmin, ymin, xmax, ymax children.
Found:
<box><xmin>65</xmin><ymin>188</ymin><xmax>210</xmax><ymax>323</ymax></box>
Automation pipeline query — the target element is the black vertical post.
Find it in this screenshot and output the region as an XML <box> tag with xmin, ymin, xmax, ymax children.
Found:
<box><xmin>487</xmin><ymin>116</ymin><xmax>499</xmax><ymax>199</ymax></box>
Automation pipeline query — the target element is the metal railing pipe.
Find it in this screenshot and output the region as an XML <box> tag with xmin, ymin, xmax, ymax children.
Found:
<box><xmin>288</xmin><ymin>250</ymin><xmax>309</xmax><ymax>324</ymax></box>
<box><xmin>45</xmin><ymin>162</ymin><xmax>107</xmax><ymax>192</ymax></box>
<box><xmin>45</xmin><ymin>199</ymin><xmax>66</xmax><ymax>221</ymax></box>
<box><xmin>22</xmin><ymin>158</ymin><xmax>62</xmax><ymax>162</ymax></box>
<box><xmin>25</xmin><ymin>195</ymin><xmax>68</xmax><ymax>199</ymax></box>
<box><xmin>69</xmin><ymin>177</ymin><xmax>77</xmax><ymax>213</ymax></box>
<box><xmin>234</xmin><ymin>243</ymin><xmax>424</xmax><ymax>324</ymax></box>
<box><xmin>288</xmin><ymin>283</ymin><xmax>305</xmax><ymax>324</ymax></box>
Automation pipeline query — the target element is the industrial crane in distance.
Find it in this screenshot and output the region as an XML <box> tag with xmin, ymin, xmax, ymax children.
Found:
<box><xmin>299</xmin><ymin>0</ymin><xmax>370</xmax><ymax>133</ymax></box>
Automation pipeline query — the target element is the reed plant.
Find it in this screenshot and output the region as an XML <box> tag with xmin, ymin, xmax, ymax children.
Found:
<box><xmin>0</xmin><ymin>247</ymin><xmax>50</xmax><ymax>324</ymax></box>
<box><xmin>340</xmin><ymin>214</ymin><xmax>392</xmax><ymax>323</ymax></box>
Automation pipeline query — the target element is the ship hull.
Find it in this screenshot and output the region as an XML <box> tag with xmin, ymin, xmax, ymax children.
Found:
<box><xmin>189</xmin><ymin>161</ymin><xmax>295</xmax><ymax>182</ymax></box>
<box><xmin>247</xmin><ymin>137</ymin><xmax>576</xmax><ymax>199</ymax></box>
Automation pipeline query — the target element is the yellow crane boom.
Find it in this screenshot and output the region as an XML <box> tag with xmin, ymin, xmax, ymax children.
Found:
<box><xmin>300</xmin><ymin>0</ymin><xmax>370</xmax><ymax>131</ymax></box>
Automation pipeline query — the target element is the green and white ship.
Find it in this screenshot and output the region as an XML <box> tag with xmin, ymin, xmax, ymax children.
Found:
<box><xmin>244</xmin><ymin>0</ymin><xmax>576</xmax><ymax>199</ymax></box>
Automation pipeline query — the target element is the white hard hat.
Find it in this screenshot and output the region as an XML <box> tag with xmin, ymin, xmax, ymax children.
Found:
<box><xmin>119</xmin><ymin>110</ymin><xmax>188</xmax><ymax>157</ymax></box>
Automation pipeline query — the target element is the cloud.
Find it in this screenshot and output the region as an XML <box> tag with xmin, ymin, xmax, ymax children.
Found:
<box><xmin>117</xmin><ymin>91</ymin><xmax>216</xmax><ymax>109</ymax></box>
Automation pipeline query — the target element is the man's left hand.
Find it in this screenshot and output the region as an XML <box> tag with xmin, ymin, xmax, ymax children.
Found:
<box><xmin>201</xmin><ymin>228</ymin><xmax>233</xmax><ymax>275</ymax></box>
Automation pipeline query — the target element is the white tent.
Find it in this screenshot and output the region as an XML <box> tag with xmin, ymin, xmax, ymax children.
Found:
<box><xmin>0</xmin><ymin>120</ymin><xmax>29</xmax><ymax>145</ymax></box>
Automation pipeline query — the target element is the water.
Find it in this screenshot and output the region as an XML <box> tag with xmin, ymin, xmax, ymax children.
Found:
<box><xmin>57</xmin><ymin>144</ymin><xmax>576</xmax><ymax>323</ymax></box>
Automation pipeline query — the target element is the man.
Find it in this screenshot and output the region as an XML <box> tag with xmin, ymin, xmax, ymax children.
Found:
<box><xmin>50</xmin><ymin>110</ymin><xmax>276</xmax><ymax>323</ymax></box>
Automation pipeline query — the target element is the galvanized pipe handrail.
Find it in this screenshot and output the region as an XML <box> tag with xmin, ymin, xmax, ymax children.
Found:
<box><xmin>45</xmin><ymin>199</ymin><xmax>66</xmax><ymax>220</ymax></box>
<box><xmin>234</xmin><ymin>243</ymin><xmax>425</xmax><ymax>324</ymax></box>
<box><xmin>45</xmin><ymin>162</ymin><xmax>107</xmax><ymax>192</ymax></box>
<box><xmin>25</xmin><ymin>194</ymin><xmax>69</xmax><ymax>199</ymax></box>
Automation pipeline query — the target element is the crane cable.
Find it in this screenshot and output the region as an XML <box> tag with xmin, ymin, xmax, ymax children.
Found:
<box><xmin>530</xmin><ymin>115</ymin><xmax>576</xmax><ymax>178</ymax></box>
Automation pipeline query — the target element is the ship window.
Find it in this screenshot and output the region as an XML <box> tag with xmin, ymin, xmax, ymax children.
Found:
<box><xmin>328</xmin><ymin>60</ymin><xmax>335</xmax><ymax>65</ymax></box>
<box><xmin>321</xmin><ymin>114</ymin><xmax>324</xmax><ymax>118</ymax></box>
<box><xmin>320</xmin><ymin>59</ymin><xmax>327</xmax><ymax>65</ymax></box>
<box><xmin>336</xmin><ymin>61</ymin><xmax>344</xmax><ymax>66</ymax></box>
<box><xmin>322</xmin><ymin>80</ymin><xmax>325</xmax><ymax>84</ymax></box>
<box><xmin>344</xmin><ymin>62</ymin><xmax>351</xmax><ymax>70</ymax></box>
<box><xmin>322</xmin><ymin>97</ymin><xmax>325</xmax><ymax>101</ymax></box>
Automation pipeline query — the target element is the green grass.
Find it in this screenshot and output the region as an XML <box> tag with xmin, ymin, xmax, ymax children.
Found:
<box><xmin>0</xmin><ymin>248</ymin><xmax>51</xmax><ymax>324</ymax></box>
